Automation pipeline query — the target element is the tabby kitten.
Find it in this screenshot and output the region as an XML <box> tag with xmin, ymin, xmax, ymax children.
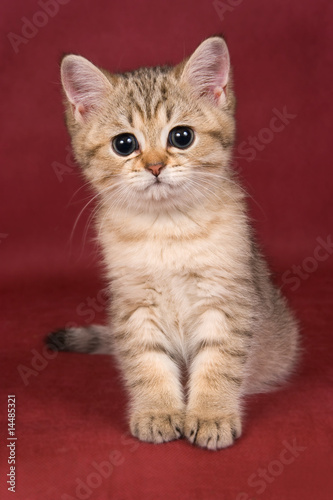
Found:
<box><xmin>48</xmin><ymin>37</ymin><xmax>299</xmax><ymax>450</ymax></box>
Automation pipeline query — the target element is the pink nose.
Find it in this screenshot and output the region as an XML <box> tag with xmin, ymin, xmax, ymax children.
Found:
<box><xmin>145</xmin><ymin>162</ymin><xmax>165</xmax><ymax>177</ymax></box>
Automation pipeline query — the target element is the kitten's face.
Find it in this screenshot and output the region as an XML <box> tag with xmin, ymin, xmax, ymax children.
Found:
<box><xmin>61</xmin><ymin>38</ymin><xmax>235</xmax><ymax>212</ymax></box>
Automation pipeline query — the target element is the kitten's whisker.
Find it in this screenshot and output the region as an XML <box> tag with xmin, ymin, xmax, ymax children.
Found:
<box><xmin>70</xmin><ymin>182</ymin><xmax>123</xmax><ymax>252</ymax></box>
<box><xmin>186</xmin><ymin>178</ymin><xmax>229</xmax><ymax>204</ymax></box>
<box><xmin>198</xmin><ymin>170</ymin><xmax>266</xmax><ymax>215</ymax></box>
<box><xmin>66</xmin><ymin>180</ymin><xmax>94</xmax><ymax>208</ymax></box>
<box><xmin>97</xmin><ymin>184</ymin><xmax>132</xmax><ymax>238</ymax></box>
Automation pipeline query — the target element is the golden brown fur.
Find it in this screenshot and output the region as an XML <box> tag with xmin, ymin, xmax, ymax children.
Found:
<box><xmin>48</xmin><ymin>37</ymin><xmax>299</xmax><ymax>450</ymax></box>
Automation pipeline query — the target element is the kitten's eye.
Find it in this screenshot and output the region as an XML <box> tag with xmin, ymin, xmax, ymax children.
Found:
<box><xmin>112</xmin><ymin>133</ymin><xmax>138</xmax><ymax>156</ymax></box>
<box><xmin>168</xmin><ymin>126</ymin><xmax>194</xmax><ymax>149</ymax></box>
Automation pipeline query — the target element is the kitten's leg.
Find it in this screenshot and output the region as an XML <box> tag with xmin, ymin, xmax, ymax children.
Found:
<box><xmin>46</xmin><ymin>325</ymin><xmax>111</xmax><ymax>354</ymax></box>
<box><xmin>185</xmin><ymin>309</ymin><xmax>249</xmax><ymax>450</ymax></box>
<box><xmin>113</xmin><ymin>306</ymin><xmax>185</xmax><ymax>444</ymax></box>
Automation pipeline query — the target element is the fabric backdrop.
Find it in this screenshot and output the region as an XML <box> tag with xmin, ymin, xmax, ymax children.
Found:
<box><xmin>1</xmin><ymin>0</ymin><xmax>332</xmax><ymax>499</ymax></box>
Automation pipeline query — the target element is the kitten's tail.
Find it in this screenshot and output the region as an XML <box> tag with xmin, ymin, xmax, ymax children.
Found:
<box><xmin>45</xmin><ymin>325</ymin><xmax>111</xmax><ymax>354</ymax></box>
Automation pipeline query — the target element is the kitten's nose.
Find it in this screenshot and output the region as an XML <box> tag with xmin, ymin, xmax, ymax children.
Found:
<box><xmin>145</xmin><ymin>162</ymin><xmax>165</xmax><ymax>177</ymax></box>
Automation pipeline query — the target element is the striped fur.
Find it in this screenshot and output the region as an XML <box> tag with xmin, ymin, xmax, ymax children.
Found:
<box><xmin>50</xmin><ymin>37</ymin><xmax>300</xmax><ymax>450</ymax></box>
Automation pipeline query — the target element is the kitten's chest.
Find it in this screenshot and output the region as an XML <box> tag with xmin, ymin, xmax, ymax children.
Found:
<box><xmin>101</xmin><ymin>211</ymin><xmax>226</xmax><ymax>274</ymax></box>
<box><xmin>105</xmin><ymin>232</ymin><xmax>234</xmax><ymax>330</ymax></box>
<box><xmin>101</xmin><ymin>209</ymin><xmax>248</xmax><ymax>334</ymax></box>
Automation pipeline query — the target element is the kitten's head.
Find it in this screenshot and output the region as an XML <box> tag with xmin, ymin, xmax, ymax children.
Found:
<box><xmin>61</xmin><ymin>37</ymin><xmax>236</xmax><ymax>212</ymax></box>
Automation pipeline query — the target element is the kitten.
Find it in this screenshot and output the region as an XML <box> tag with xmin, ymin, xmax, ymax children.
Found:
<box><xmin>47</xmin><ymin>37</ymin><xmax>299</xmax><ymax>450</ymax></box>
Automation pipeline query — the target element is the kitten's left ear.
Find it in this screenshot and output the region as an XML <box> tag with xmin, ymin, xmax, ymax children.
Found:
<box><xmin>180</xmin><ymin>37</ymin><xmax>230</xmax><ymax>106</ymax></box>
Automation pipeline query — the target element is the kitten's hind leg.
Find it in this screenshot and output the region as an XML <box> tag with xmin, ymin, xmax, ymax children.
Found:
<box><xmin>45</xmin><ymin>325</ymin><xmax>112</xmax><ymax>354</ymax></box>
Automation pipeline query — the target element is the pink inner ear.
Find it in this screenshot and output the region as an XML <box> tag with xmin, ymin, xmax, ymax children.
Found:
<box><xmin>77</xmin><ymin>103</ymin><xmax>87</xmax><ymax>116</ymax></box>
<box><xmin>61</xmin><ymin>55</ymin><xmax>111</xmax><ymax>122</ymax></box>
<box><xmin>182</xmin><ymin>38</ymin><xmax>230</xmax><ymax>104</ymax></box>
<box><xmin>207</xmin><ymin>48</ymin><xmax>229</xmax><ymax>102</ymax></box>
<box><xmin>213</xmin><ymin>86</ymin><xmax>224</xmax><ymax>101</ymax></box>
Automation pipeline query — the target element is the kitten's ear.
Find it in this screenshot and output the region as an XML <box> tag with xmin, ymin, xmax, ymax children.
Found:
<box><xmin>180</xmin><ymin>37</ymin><xmax>230</xmax><ymax>106</ymax></box>
<box><xmin>61</xmin><ymin>55</ymin><xmax>112</xmax><ymax>123</ymax></box>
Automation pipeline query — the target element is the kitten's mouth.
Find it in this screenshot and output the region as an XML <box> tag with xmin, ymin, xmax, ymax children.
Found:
<box><xmin>146</xmin><ymin>178</ymin><xmax>164</xmax><ymax>189</ymax></box>
<box><xmin>140</xmin><ymin>177</ymin><xmax>176</xmax><ymax>201</ymax></box>
<box><xmin>139</xmin><ymin>175</ymin><xmax>186</xmax><ymax>201</ymax></box>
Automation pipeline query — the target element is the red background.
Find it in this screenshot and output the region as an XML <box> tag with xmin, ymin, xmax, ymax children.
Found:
<box><xmin>1</xmin><ymin>0</ymin><xmax>332</xmax><ymax>499</ymax></box>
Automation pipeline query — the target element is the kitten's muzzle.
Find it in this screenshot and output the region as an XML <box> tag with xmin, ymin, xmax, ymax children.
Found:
<box><xmin>145</xmin><ymin>162</ymin><xmax>165</xmax><ymax>177</ymax></box>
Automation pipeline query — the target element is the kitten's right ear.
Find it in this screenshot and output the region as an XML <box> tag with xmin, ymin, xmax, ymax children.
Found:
<box><xmin>61</xmin><ymin>55</ymin><xmax>112</xmax><ymax>123</ymax></box>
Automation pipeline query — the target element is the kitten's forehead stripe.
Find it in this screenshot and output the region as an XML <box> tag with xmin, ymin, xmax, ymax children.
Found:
<box><xmin>116</xmin><ymin>67</ymin><xmax>179</xmax><ymax>125</ymax></box>
<box><xmin>127</xmin><ymin>111</ymin><xmax>133</xmax><ymax>127</ymax></box>
<box><xmin>146</xmin><ymin>102</ymin><xmax>152</xmax><ymax>120</ymax></box>
<box><xmin>160</xmin><ymin>83</ymin><xmax>167</xmax><ymax>97</ymax></box>
<box><xmin>153</xmin><ymin>100</ymin><xmax>162</xmax><ymax>117</ymax></box>
<box><xmin>166</xmin><ymin>106</ymin><xmax>173</xmax><ymax>122</ymax></box>
<box><xmin>133</xmin><ymin>100</ymin><xmax>145</xmax><ymax>119</ymax></box>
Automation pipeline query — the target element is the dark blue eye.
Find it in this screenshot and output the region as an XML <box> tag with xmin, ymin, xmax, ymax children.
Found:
<box><xmin>168</xmin><ymin>126</ymin><xmax>194</xmax><ymax>149</ymax></box>
<box><xmin>112</xmin><ymin>133</ymin><xmax>138</xmax><ymax>156</ymax></box>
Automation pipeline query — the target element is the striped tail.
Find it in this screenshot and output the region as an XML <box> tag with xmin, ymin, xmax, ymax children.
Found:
<box><xmin>45</xmin><ymin>325</ymin><xmax>111</xmax><ymax>354</ymax></box>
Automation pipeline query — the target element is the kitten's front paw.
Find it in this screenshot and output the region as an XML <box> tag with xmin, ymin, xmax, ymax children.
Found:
<box><xmin>185</xmin><ymin>411</ymin><xmax>242</xmax><ymax>450</ymax></box>
<box><xmin>130</xmin><ymin>410</ymin><xmax>184</xmax><ymax>444</ymax></box>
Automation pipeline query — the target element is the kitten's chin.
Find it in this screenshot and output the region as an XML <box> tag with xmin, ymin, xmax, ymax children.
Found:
<box><xmin>142</xmin><ymin>180</ymin><xmax>175</xmax><ymax>201</ymax></box>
